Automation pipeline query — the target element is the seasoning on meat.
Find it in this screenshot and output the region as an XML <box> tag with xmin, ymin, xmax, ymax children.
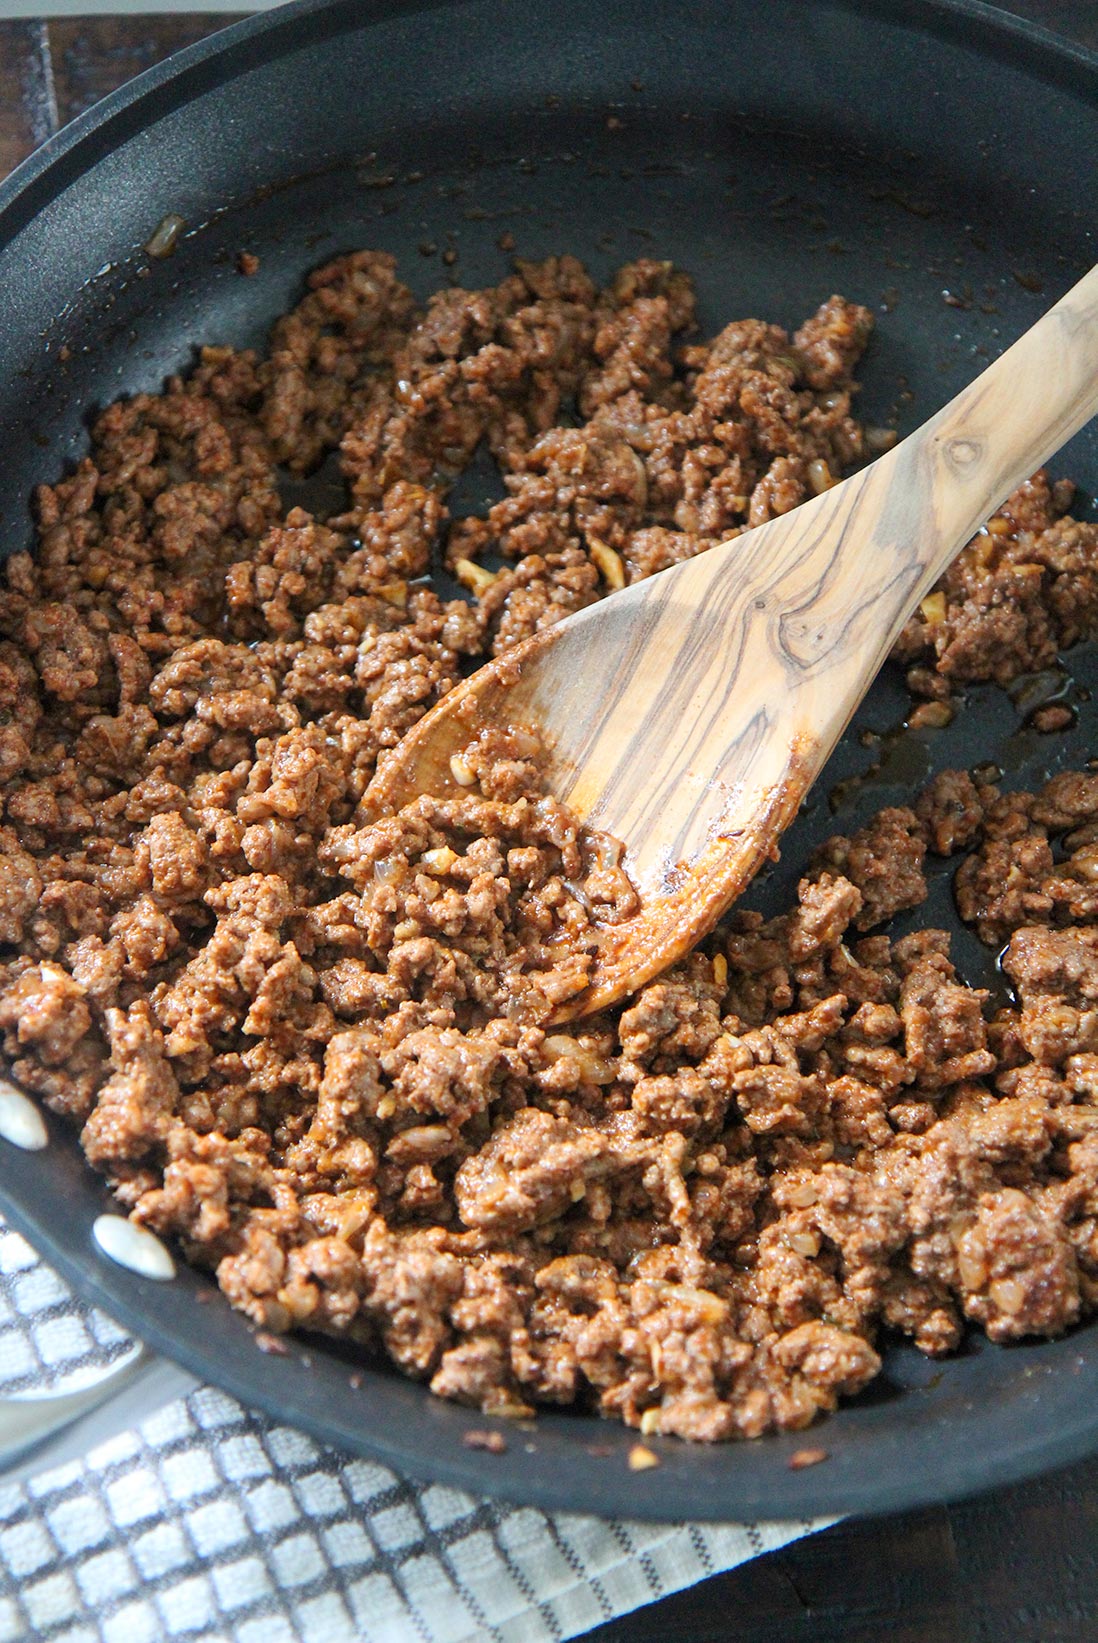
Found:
<box><xmin>895</xmin><ymin>470</ymin><xmax>1098</xmax><ymax>695</ymax></box>
<box><xmin>5</xmin><ymin>248</ymin><xmax>1098</xmax><ymax>1443</ymax></box>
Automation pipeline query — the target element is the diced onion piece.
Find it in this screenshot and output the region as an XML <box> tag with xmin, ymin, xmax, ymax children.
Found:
<box><xmin>589</xmin><ymin>538</ymin><xmax>626</xmax><ymax>590</ymax></box>
<box><xmin>145</xmin><ymin>214</ymin><xmax>185</xmax><ymax>258</ymax></box>
<box><xmin>377</xmin><ymin>580</ymin><xmax>408</xmax><ymax>608</ymax></box>
<box><xmin>453</xmin><ymin>557</ymin><xmax>497</xmax><ymax>596</ymax></box>
<box><xmin>989</xmin><ymin>1277</ymin><xmax>1026</xmax><ymax>1316</ymax></box>
<box><xmin>807</xmin><ymin>458</ymin><xmax>834</xmax><ymax>495</ymax></box>
<box><xmin>628</xmin><ymin>1443</ymin><xmax>661</xmax><ymax>1470</ymax></box>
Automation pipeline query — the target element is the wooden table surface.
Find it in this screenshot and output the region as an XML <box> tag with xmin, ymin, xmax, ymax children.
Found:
<box><xmin>2</xmin><ymin>6</ymin><xmax>1098</xmax><ymax>1641</ymax></box>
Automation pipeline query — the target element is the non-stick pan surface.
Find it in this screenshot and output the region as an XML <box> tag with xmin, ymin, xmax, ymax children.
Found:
<box><xmin>1</xmin><ymin>0</ymin><xmax>1097</xmax><ymax>1521</ymax></box>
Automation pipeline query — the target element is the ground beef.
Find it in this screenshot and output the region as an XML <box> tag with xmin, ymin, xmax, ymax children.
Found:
<box><xmin>895</xmin><ymin>470</ymin><xmax>1098</xmax><ymax>695</ymax></box>
<box><xmin>5</xmin><ymin>248</ymin><xmax>1098</xmax><ymax>1445</ymax></box>
<box><xmin>915</xmin><ymin>769</ymin><xmax>992</xmax><ymax>857</ymax></box>
<box><xmin>811</xmin><ymin>807</ymin><xmax>928</xmax><ymax>929</ymax></box>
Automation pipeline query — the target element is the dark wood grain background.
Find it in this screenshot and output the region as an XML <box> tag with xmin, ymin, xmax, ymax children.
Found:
<box><xmin>2</xmin><ymin>6</ymin><xmax>1097</xmax><ymax>1641</ymax></box>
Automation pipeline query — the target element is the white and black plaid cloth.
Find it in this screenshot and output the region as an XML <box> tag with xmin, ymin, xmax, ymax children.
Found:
<box><xmin>0</xmin><ymin>1221</ymin><xmax>825</xmax><ymax>1642</ymax></box>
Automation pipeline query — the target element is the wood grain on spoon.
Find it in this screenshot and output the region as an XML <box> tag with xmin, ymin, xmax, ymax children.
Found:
<box><xmin>365</xmin><ymin>265</ymin><xmax>1098</xmax><ymax>1019</ymax></box>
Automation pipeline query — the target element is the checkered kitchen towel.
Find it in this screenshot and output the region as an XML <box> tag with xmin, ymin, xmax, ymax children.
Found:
<box><xmin>0</xmin><ymin>1221</ymin><xmax>826</xmax><ymax>1643</ymax></box>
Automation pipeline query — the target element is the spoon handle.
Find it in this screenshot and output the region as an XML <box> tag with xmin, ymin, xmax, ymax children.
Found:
<box><xmin>775</xmin><ymin>263</ymin><xmax>1098</xmax><ymax>687</ymax></box>
<box><xmin>911</xmin><ymin>261</ymin><xmax>1098</xmax><ymax>576</ymax></box>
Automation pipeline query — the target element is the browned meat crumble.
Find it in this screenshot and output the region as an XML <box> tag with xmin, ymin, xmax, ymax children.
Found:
<box><xmin>4</xmin><ymin>248</ymin><xmax>1098</xmax><ymax>1442</ymax></box>
<box><xmin>896</xmin><ymin>469</ymin><xmax>1098</xmax><ymax>697</ymax></box>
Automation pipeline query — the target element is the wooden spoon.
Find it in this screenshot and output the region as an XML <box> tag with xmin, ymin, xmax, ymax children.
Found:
<box><xmin>364</xmin><ymin>265</ymin><xmax>1098</xmax><ymax>1019</ymax></box>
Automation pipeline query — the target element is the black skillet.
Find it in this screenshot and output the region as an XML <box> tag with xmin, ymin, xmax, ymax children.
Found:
<box><xmin>1</xmin><ymin>0</ymin><xmax>1097</xmax><ymax>1521</ymax></box>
